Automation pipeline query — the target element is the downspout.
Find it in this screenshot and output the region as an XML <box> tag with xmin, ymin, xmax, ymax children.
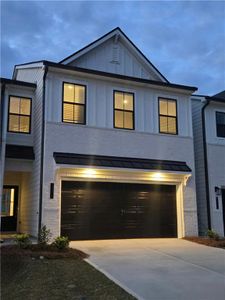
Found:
<box><xmin>38</xmin><ymin>65</ymin><xmax>48</xmax><ymax>238</ymax></box>
<box><xmin>201</xmin><ymin>99</ymin><xmax>211</xmax><ymax>230</ymax></box>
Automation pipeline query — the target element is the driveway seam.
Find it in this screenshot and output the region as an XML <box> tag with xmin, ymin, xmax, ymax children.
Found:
<box><xmin>144</xmin><ymin>246</ymin><xmax>225</xmax><ymax>277</ymax></box>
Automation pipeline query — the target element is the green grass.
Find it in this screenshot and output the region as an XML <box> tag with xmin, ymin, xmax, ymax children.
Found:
<box><xmin>1</xmin><ymin>255</ymin><xmax>136</xmax><ymax>300</ymax></box>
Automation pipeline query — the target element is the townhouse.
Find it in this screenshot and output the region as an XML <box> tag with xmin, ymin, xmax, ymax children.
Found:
<box><xmin>192</xmin><ymin>91</ymin><xmax>225</xmax><ymax>236</ymax></box>
<box><xmin>1</xmin><ymin>27</ymin><xmax>200</xmax><ymax>239</ymax></box>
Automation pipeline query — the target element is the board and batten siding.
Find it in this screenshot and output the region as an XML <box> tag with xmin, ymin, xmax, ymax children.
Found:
<box><xmin>191</xmin><ymin>98</ymin><xmax>208</xmax><ymax>235</ymax></box>
<box><xmin>46</xmin><ymin>70</ymin><xmax>193</xmax><ymax>137</ymax></box>
<box><xmin>68</xmin><ymin>37</ymin><xmax>160</xmax><ymax>81</ymax></box>
<box><xmin>204</xmin><ymin>102</ymin><xmax>225</xmax><ymax>236</ymax></box>
<box><xmin>14</xmin><ymin>67</ymin><xmax>45</xmax><ymax>236</ymax></box>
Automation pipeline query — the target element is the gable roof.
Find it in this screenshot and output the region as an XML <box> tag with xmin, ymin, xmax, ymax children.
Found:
<box><xmin>12</xmin><ymin>60</ymin><xmax>197</xmax><ymax>92</ymax></box>
<box><xmin>213</xmin><ymin>90</ymin><xmax>225</xmax><ymax>100</ymax></box>
<box><xmin>205</xmin><ymin>90</ymin><xmax>225</xmax><ymax>103</ymax></box>
<box><xmin>59</xmin><ymin>27</ymin><xmax>169</xmax><ymax>83</ymax></box>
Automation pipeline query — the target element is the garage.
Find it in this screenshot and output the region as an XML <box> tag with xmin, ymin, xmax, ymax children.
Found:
<box><xmin>61</xmin><ymin>181</ymin><xmax>177</xmax><ymax>240</ymax></box>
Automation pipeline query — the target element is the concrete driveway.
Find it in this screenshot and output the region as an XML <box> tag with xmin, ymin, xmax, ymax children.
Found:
<box><xmin>71</xmin><ymin>239</ymin><xmax>225</xmax><ymax>300</ymax></box>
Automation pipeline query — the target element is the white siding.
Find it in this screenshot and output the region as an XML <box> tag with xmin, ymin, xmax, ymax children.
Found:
<box><xmin>191</xmin><ymin>98</ymin><xmax>208</xmax><ymax>234</ymax></box>
<box><xmin>192</xmin><ymin>97</ymin><xmax>225</xmax><ymax>236</ymax></box>
<box><xmin>41</xmin><ymin>123</ymin><xmax>198</xmax><ymax>237</ymax></box>
<box><xmin>46</xmin><ymin>71</ymin><xmax>193</xmax><ymax>137</ymax></box>
<box><xmin>205</xmin><ymin>103</ymin><xmax>225</xmax><ymax>236</ymax></box>
<box><xmin>68</xmin><ymin>37</ymin><xmax>160</xmax><ymax>80</ymax></box>
<box><xmin>14</xmin><ymin>67</ymin><xmax>45</xmax><ymax>236</ymax></box>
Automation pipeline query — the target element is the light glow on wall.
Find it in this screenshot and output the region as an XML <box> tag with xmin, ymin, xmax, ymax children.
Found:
<box><xmin>151</xmin><ymin>172</ymin><xmax>164</xmax><ymax>180</ymax></box>
<box><xmin>83</xmin><ymin>168</ymin><xmax>97</xmax><ymax>177</ymax></box>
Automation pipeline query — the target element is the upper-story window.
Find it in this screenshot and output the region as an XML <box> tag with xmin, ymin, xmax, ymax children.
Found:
<box><xmin>114</xmin><ymin>91</ymin><xmax>134</xmax><ymax>130</ymax></box>
<box><xmin>8</xmin><ymin>96</ymin><xmax>31</xmax><ymax>134</ymax></box>
<box><xmin>159</xmin><ymin>98</ymin><xmax>177</xmax><ymax>135</ymax></box>
<box><xmin>216</xmin><ymin>112</ymin><xmax>225</xmax><ymax>138</ymax></box>
<box><xmin>63</xmin><ymin>82</ymin><xmax>86</xmax><ymax>124</ymax></box>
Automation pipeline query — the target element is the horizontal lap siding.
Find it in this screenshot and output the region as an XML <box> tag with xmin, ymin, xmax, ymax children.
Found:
<box><xmin>191</xmin><ymin>99</ymin><xmax>208</xmax><ymax>234</ymax></box>
<box><xmin>16</xmin><ymin>68</ymin><xmax>45</xmax><ymax>236</ymax></box>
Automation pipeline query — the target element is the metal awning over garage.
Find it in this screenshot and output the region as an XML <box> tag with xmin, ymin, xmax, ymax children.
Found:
<box><xmin>53</xmin><ymin>152</ymin><xmax>191</xmax><ymax>172</ymax></box>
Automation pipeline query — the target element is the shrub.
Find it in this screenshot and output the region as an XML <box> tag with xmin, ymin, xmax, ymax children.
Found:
<box><xmin>207</xmin><ymin>229</ymin><xmax>220</xmax><ymax>240</ymax></box>
<box><xmin>14</xmin><ymin>233</ymin><xmax>31</xmax><ymax>249</ymax></box>
<box><xmin>38</xmin><ymin>225</ymin><xmax>52</xmax><ymax>246</ymax></box>
<box><xmin>53</xmin><ymin>236</ymin><xmax>69</xmax><ymax>250</ymax></box>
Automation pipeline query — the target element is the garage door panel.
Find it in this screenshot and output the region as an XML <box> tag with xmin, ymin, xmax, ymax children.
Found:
<box><xmin>61</xmin><ymin>181</ymin><xmax>177</xmax><ymax>240</ymax></box>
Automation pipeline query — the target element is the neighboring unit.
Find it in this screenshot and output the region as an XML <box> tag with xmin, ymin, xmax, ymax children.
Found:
<box><xmin>192</xmin><ymin>91</ymin><xmax>225</xmax><ymax>236</ymax></box>
<box><xmin>0</xmin><ymin>27</ymin><xmax>199</xmax><ymax>240</ymax></box>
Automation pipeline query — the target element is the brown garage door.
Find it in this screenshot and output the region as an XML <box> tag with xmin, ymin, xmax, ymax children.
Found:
<box><xmin>61</xmin><ymin>181</ymin><xmax>177</xmax><ymax>240</ymax></box>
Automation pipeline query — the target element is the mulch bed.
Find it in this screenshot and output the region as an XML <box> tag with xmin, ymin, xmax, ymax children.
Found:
<box><xmin>1</xmin><ymin>244</ymin><xmax>89</xmax><ymax>259</ymax></box>
<box><xmin>184</xmin><ymin>237</ymin><xmax>225</xmax><ymax>249</ymax></box>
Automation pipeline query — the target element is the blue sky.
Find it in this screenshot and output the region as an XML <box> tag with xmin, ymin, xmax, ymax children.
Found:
<box><xmin>1</xmin><ymin>0</ymin><xmax>225</xmax><ymax>95</ymax></box>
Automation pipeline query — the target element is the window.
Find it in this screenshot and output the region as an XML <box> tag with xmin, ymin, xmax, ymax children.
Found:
<box><xmin>8</xmin><ymin>96</ymin><xmax>31</xmax><ymax>133</ymax></box>
<box><xmin>216</xmin><ymin>112</ymin><xmax>225</xmax><ymax>138</ymax></box>
<box><xmin>114</xmin><ymin>91</ymin><xmax>134</xmax><ymax>130</ymax></box>
<box><xmin>63</xmin><ymin>82</ymin><xmax>86</xmax><ymax>124</ymax></box>
<box><xmin>159</xmin><ymin>98</ymin><xmax>177</xmax><ymax>135</ymax></box>
<box><xmin>1</xmin><ymin>188</ymin><xmax>15</xmax><ymax>217</ymax></box>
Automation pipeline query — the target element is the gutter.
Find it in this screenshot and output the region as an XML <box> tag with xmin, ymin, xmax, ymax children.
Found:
<box><xmin>38</xmin><ymin>66</ymin><xmax>48</xmax><ymax>238</ymax></box>
<box><xmin>201</xmin><ymin>99</ymin><xmax>211</xmax><ymax>230</ymax></box>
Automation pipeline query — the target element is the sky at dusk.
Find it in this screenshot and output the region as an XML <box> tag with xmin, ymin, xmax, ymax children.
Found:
<box><xmin>1</xmin><ymin>0</ymin><xmax>225</xmax><ymax>95</ymax></box>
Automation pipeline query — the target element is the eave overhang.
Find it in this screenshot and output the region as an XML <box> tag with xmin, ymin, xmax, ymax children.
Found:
<box><xmin>53</xmin><ymin>153</ymin><xmax>192</xmax><ymax>173</ymax></box>
<box><xmin>6</xmin><ymin>144</ymin><xmax>35</xmax><ymax>160</ymax></box>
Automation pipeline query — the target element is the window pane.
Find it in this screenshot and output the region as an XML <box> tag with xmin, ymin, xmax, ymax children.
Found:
<box><xmin>9</xmin><ymin>97</ymin><xmax>20</xmax><ymax>113</ymax></box>
<box><xmin>64</xmin><ymin>83</ymin><xmax>74</xmax><ymax>102</ymax></box>
<box><xmin>115</xmin><ymin>110</ymin><xmax>123</xmax><ymax>128</ymax></box>
<box><xmin>124</xmin><ymin>111</ymin><xmax>133</xmax><ymax>129</ymax></box>
<box><xmin>114</xmin><ymin>92</ymin><xmax>123</xmax><ymax>109</ymax></box>
<box><xmin>63</xmin><ymin>103</ymin><xmax>74</xmax><ymax>122</ymax></box>
<box><xmin>217</xmin><ymin>125</ymin><xmax>225</xmax><ymax>138</ymax></box>
<box><xmin>160</xmin><ymin>116</ymin><xmax>167</xmax><ymax>132</ymax></box>
<box><xmin>124</xmin><ymin>93</ymin><xmax>133</xmax><ymax>111</ymax></box>
<box><xmin>1</xmin><ymin>188</ymin><xmax>15</xmax><ymax>217</ymax></box>
<box><xmin>74</xmin><ymin>105</ymin><xmax>85</xmax><ymax>123</ymax></box>
<box><xmin>216</xmin><ymin>112</ymin><xmax>225</xmax><ymax>125</ymax></box>
<box><xmin>20</xmin><ymin>98</ymin><xmax>31</xmax><ymax>115</ymax></box>
<box><xmin>168</xmin><ymin>117</ymin><xmax>177</xmax><ymax>134</ymax></box>
<box><xmin>159</xmin><ymin>100</ymin><xmax>167</xmax><ymax>115</ymax></box>
<box><xmin>75</xmin><ymin>85</ymin><xmax>85</xmax><ymax>104</ymax></box>
<box><xmin>20</xmin><ymin>116</ymin><xmax>30</xmax><ymax>133</ymax></box>
<box><xmin>9</xmin><ymin>115</ymin><xmax>19</xmax><ymax>132</ymax></box>
<box><xmin>168</xmin><ymin>101</ymin><xmax>176</xmax><ymax>116</ymax></box>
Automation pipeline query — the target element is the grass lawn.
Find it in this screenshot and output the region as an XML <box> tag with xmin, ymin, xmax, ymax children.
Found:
<box><xmin>1</xmin><ymin>247</ymin><xmax>136</xmax><ymax>300</ymax></box>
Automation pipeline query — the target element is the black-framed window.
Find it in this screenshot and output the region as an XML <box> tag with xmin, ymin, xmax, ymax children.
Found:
<box><xmin>8</xmin><ymin>96</ymin><xmax>31</xmax><ymax>134</ymax></box>
<box><xmin>114</xmin><ymin>91</ymin><xmax>134</xmax><ymax>130</ymax></box>
<box><xmin>216</xmin><ymin>111</ymin><xmax>225</xmax><ymax>138</ymax></box>
<box><xmin>159</xmin><ymin>98</ymin><xmax>177</xmax><ymax>135</ymax></box>
<box><xmin>62</xmin><ymin>82</ymin><xmax>86</xmax><ymax>124</ymax></box>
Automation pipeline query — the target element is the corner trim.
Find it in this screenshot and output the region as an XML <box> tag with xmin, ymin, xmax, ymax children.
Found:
<box><xmin>38</xmin><ymin>66</ymin><xmax>48</xmax><ymax>237</ymax></box>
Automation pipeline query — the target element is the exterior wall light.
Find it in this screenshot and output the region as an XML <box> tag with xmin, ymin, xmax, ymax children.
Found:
<box><xmin>215</xmin><ymin>186</ymin><xmax>221</xmax><ymax>210</ymax></box>
<box><xmin>152</xmin><ymin>172</ymin><xmax>163</xmax><ymax>180</ymax></box>
<box><xmin>215</xmin><ymin>186</ymin><xmax>221</xmax><ymax>196</ymax></box>
<box><xmin>83</xmin><ymin>169</ymin><xmax>97</xmax><ymax>177</ymax></box>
